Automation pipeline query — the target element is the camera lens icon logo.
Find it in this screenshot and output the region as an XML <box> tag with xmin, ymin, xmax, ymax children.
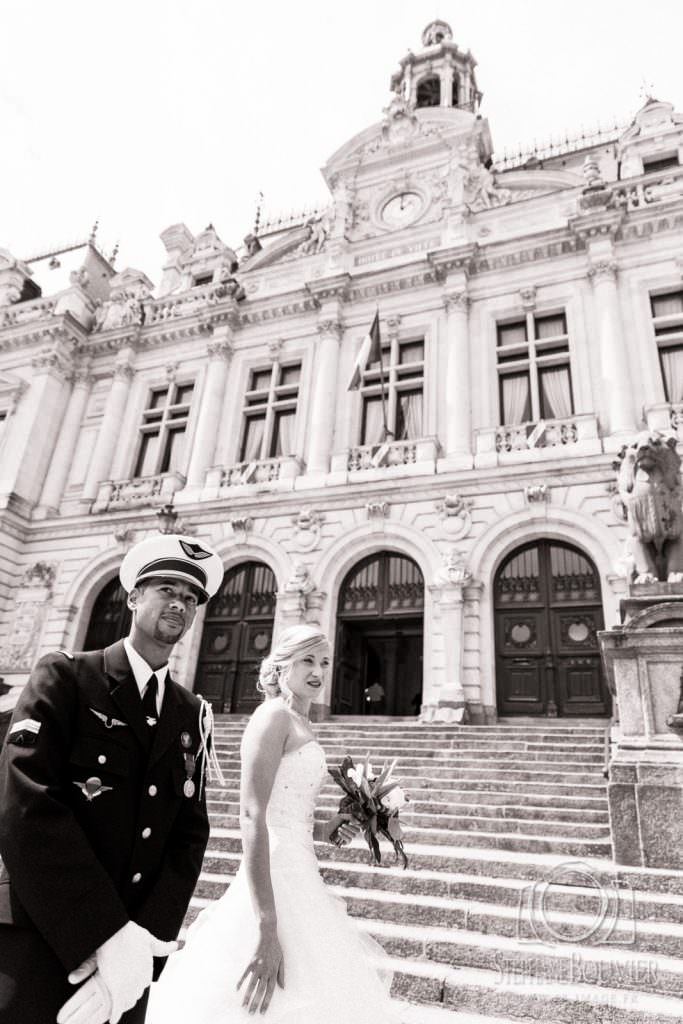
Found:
<box><xmin>516</xmin><ymin>861</ymin><xmax>637</xmax><ymax>947</ymax></box>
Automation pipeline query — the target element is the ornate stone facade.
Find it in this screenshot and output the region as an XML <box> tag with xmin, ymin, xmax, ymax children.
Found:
<box><xmin>1</xmin><ymin>24</ymin><xmax>682</xmax><ymax>723</ymax></box>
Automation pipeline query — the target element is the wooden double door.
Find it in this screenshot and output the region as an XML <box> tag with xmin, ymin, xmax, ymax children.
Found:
<box><xmin>333</xmin><ymin>552</ymin><xmax>424</xmax><ymax>716</ymax></box>
<box><xmin>195</xmin><ymin>561</ymin><xmax>276</xmax><ymax>714</ymax></box>
<box><xmin>495</xmin><ymin>540</ymin><xmax>610</xmax><ymax>716</ymax></box>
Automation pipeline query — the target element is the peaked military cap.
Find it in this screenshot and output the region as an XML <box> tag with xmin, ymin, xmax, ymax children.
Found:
<box><xmin>120</xmin><ymin>534</ymin><xmax>223</xmax><ymax>604</ymax></box>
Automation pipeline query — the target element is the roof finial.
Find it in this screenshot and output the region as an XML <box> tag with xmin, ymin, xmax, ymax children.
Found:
<box><xmin>110</xmin><ymin>242</ymin><xmax>119</xmax><ymax>266</ymax></box>
<box><xmin>254</xmin><ymin>191</ymin><xmax>264</xmax><ymax>237</ymax></box>
<box><xmin>639</xmin><ymin>78</ymin><xmax>656</xmax><ymax>104</ymax></box>
<box><xmin>89</xmin><ymin>219</ymin><xmax>99</xmax><ymax>244</ymax></box>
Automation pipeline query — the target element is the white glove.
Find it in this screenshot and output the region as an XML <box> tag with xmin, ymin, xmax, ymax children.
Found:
<box><xmin>95</xmin><ymin>921</ymin><xmax>178</xmax><ymax>1023</ymax></box>
<box><xmin>57</xmin><ymin>972</ymin><xmax>112</xmax><ymax>1024</ymax></box>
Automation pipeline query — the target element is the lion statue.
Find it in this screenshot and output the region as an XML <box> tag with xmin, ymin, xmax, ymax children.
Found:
<box><xmin>614</xmin><ymin>432</ymin><xmax>683</xmax><ymax>583</ymax></box>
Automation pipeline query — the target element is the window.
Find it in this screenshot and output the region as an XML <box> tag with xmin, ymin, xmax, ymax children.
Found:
<box><xmin>359</xmin><ymin>338</ymin><xmax>424</xmax><ymax>444</ymax></box>
<box><xmin>643</xmin><ymin>155</ymin><xmax>679</xmax><ymax>175</ymax></box>
<box><xmin>651</xmin><ymin>290</ymin><xmax>683</xmax><ymax>403</ymax></box>
<box><xmin>416</xmin><ymin>76</ymin><xmax>440</xmax><ymax>108</ymax></box>
<box><xmin>133</xmin><ymin>382</ymin><xmax>194</xmax><ymax>478</ymax></box>
<box><xmin>193</xmin><ymin>272</ymin><xmax>214</xmax><ymax>287</ymax></box>
<box><xmin>497</xmin><ymin>311</ymin><xmax>573</xmax><ymax>426</ymax></box>
<box><xmin>239</xmin><ymin>363</ymin><xmax>301</xmax><ymax>462</ymax></box>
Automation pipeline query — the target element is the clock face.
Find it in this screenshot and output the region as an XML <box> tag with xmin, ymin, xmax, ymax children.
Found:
<box><xmin>381</xmin><ymin>191</ymin><xmax>422</xmax><ymax>227</ymax></box>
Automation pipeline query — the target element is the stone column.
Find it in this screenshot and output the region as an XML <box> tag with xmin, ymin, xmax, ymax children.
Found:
<box><xmin>440</xmin><ymin>62</ymin><xmax>454</xmax><ymax>107</ymax></box>
<box><xmin>82</xmin><ymin>348</ymin><xmax>135</xmax><ymax>503</ymax></box>
<box><xmin>185</xmin><ymin>337</ymin><xmax>233</xmax><ymax>489</ymax></box>
<box><xmin>306</xmin><ymin>317</ymin><xmax>343</xmax><ymax>477</ymax></box>
<box><xmin>37</xmin><ymin>368</ymin><xmax>93</xmax><ymax>514</ymax></box>
<box><xmin>444</xmin><ymin>287</ymin><xmax>473</xmax><ymax>467</ymax></box>
<box><xmin>423</xmin><ymin>573</ymin><xmax>469</xmax><ymax>723</ymax></box>
<box><xmin>588</xmin><ymin>258</ymin><xmax>636</xmax><ymax>437</ymax></box>
<box><xmin>2</xmin><ymin>347</ymin><xmax>71</xmax><ymax>507</ymax></box>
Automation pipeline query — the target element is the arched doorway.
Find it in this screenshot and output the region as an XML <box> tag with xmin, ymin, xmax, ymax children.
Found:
<box><xmin>83</xmin><ymin>577</ymin><xmax>131</xmax><ymax>651</ymax></box>
<box><xmin>195</xmin><ymin>561</ymin><xmax>277</xmax><ymax>714</ymax></box>
<box><xmin>494</xmin><ymin>540</ymin><xmax>610</xmax><ymax>716</ymax></box>
<box><xmin>333</xmin><ymin>552</ymin><xmax>424</xmax><ymax>716</ymax></box>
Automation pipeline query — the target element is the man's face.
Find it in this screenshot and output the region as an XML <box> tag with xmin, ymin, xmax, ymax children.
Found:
<box><xmin>128</xmin><ymin>577</ymin><xmax>200</xmax><ymax>646</ymax></box>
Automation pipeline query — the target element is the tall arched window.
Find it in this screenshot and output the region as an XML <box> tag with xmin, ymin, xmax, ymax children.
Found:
<box><xmin>83</xmin><ymin>577</ymin><xmax>131</xmax><ymax>651</ymax></box>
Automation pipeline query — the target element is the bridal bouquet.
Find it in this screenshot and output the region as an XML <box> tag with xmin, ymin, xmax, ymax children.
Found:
<box><xmin>328</xmin><ymin>753</ymin><xmax>409</xmax><ymax>868</ymax></box>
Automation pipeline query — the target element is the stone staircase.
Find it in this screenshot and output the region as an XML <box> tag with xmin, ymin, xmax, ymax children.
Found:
<box><xmin>189</xmin><ymin>717</ymin><xmax>683</xmax><ymax>1024</ymax></box>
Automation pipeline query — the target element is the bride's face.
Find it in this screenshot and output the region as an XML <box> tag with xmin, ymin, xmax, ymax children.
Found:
<box><xmin>285</xmin><ymin>643</ymin><xmax>331</xmax><ymax>699</ymax></box>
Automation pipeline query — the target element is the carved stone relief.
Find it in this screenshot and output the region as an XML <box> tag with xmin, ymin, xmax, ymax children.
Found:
<box><xmin>0</xmin><ymin>562</ymin><xmax>58</xmax><ymax>671</ymax></box>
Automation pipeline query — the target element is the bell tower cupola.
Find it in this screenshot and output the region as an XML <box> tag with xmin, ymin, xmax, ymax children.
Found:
<box><xmin>390</xmin><ymin>20</ymin><xmax>482</xmax><ymax>113</ymax></box>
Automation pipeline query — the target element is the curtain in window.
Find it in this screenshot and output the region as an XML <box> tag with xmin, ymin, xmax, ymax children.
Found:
<box><xmin>498</xmin><ymin>322</ymin><xmax>527</xmax><ymax>347</ymax></box>
<box><xmin>501</xmin><ymin>373</ymin><xmax>531</xmax><ymax>425</ymax></box>
<box><xmin>135</xmin><ymin>432</ymin><xmax>160</xmax><ymax>477</ymax></box>
<box><xmin>653</xmin><ymin>294</ymin><xmax>683</xmax><ymax>318</ymax></box>
<box><xmin>396</xmin><ymin>391</ymin><xmax>423</xmax><ymax>439</ymax></box>
<box><xmin>536</xmin><ymin>315</ymin><xmax>566</xmax><ymax>339</ymax></box>
<box><xmin>272</xmin><ymin>411</ymin><xmax>296</xmax><ymax>457</ymax></box>
<box><xmin>660</xmin><ymin>348</ymin><xmax>683</xmax><ymax>403</ymax></box>
<box><xmin>361</xmin><ymin>397</ymin><xmax>385</xmax><ymax>445</ymax></box>
<box><xmin>540</xmin><ymin>366</ymin><xmax>573</xmax><ymax>420</ymax></box>
<box><xmin>162</xmin><ymin>427</ymin><xmax>186</xmax><ymax>474</ymax></box>
<box><xmin>242</xmin><ymin>415</ymin><xmax>265</xmax><ymax>461</ymax></box>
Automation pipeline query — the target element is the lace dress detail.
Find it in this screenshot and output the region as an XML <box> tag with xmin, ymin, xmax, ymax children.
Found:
<box><xmin>147</xmin><ymin>739</ymin><xmax>397</xmax><ymax>1024</ymax></box>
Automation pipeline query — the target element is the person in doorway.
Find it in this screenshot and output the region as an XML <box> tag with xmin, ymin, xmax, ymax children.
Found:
<box><xmin>364</xmin><ymin>679</ymin><xmax>386</xmax><ymax>713</ymax></box>
<box><xmin>146</xmin><ymin>624</ymin><xmax>398</xmax><ymax>1023</ymax></box>
<box><xmin>0</xmin><ymin>533</ymin><xmax>223</xmax><ymax>1024</ymax></box>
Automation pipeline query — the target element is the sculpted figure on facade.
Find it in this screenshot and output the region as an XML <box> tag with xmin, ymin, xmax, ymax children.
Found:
<box><xmin>614</xmin><ymin>432</ymin><xmax>683</xmax><ymax>583</ymax></box>
<box><xmin>464</xmin><ymin>162</ymin><xmax>512</xmax><ymax>212</ymax></box>
<box><xmin>298</xmin><ymin>213</ymin><xmax>331</xmax><ymax>255</ymax></box>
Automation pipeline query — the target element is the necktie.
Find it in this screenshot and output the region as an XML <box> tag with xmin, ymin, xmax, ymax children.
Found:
<box><xmin>141</xmin><ymin>674</ymin><xmax>158</xmax><ymax>727</ymax></box>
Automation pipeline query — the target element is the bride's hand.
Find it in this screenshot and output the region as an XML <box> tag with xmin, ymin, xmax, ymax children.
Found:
<box><xmin>324</xmin><ymin>813</ymin><xmax>362</xmax><ymax>847</ymax></box>
<box><xmin>236</xmin><ymin>927</ymin><xmax>285</xmax><ymax>1015</ymax></box>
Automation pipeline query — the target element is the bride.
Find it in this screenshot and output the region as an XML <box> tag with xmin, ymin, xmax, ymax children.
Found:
<box><xmin>147</xmin><ymin>624</ymin><xmax>397</xmax><ymax>1022</ymax></box>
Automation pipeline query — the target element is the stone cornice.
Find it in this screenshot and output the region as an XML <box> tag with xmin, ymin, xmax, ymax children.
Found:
<box><xmin>238</xmin><ymin>295</ymin><xmax>318</xmax><ymax>326</ymax></box>
<box><xmin>305</xmin><ymin>273</ymin><xmax>352</xmax><ymax>304</ymax></box>
<box><xmin>0</xmin><ymin>311</ymin><xmax>87</xmax><ymax>353</ymax></box>
<box><xmin>428</xmin><ymin>243</ymin><xmax>479</xmax><ymax>280</ymax></box>
<box><xmin>568</xmin><ymin>207</ymin><xmax>624</xmax><ymax>244</ymax></box>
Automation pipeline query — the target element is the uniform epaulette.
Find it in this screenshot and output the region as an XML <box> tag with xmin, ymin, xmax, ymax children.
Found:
<box><xmin>57</xmin><ymin>650</ymin><xmax>75</xmax><ymax>660</ymax></box>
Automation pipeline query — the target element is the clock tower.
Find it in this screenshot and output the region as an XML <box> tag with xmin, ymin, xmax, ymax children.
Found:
<box><xmin>322</xmin><ymin>21</ymin><xmax>492</xmax><ymax>243</ymax></box>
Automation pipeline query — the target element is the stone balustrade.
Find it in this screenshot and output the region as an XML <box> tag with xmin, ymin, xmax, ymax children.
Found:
<box><xmin>92</xmin><ymin>471</ymin><xmax>186</xmax><ymax>512</ymax></box>
<box><xmin>474</xmin><ymin>413</ymin><xmax>601</xmax><ymax>466</ymax></box>
<box><xmin>204</xmin><ymin>456</ymin><xmax>302</xmax><ymax>495</ymax></box>
<box><xmin>144</xmin><ymin>282</ymin><xmax>239</xmax><ymax>324</ymax></box>
<box><xmin>329</xmin><ymin>437</ymin><xmax>439</xmax><ymax>481</ymax></box>
<box><xmin>614</xmin><ymin>165</ymin><xmax>683</xmax><ymax>212</ymax></box>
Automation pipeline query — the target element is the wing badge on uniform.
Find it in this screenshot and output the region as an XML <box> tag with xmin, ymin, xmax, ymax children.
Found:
<box><xmin>89</xmin><ymin>707</ymin><xmax>127</xmax><ymax>729</ymax></box>
<box><xmin>73</xmin><ymin>777</ymin><xmax>113</xmax><ymax>801</ymax></box>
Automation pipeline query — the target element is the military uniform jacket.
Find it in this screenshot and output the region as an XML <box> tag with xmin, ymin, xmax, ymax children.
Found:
<box><xmin>0</xmin><ymin>640</ymin><xmax>211</xmax><ymax>974</ymax></box>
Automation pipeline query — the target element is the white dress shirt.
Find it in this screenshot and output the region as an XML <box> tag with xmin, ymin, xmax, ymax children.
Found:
<box><xmin>123</xmin><ymin>637</ymin><xmax>169</xmax><ymax>715</ymax></box>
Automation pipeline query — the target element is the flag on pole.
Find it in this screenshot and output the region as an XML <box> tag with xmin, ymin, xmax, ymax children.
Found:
<box><xmin>347</xmin><ymin>312</ymin><xmax>381</xmax><ymax>391</ymax></box>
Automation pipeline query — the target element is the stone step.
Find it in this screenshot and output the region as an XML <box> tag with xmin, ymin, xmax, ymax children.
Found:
<box><xmin>212</xmin><ymin>735</ymin><xmax>607</xmax><ymax>752</ymax></box>
<box><xmin>214</xmin><ymin>763</ymin><xmax>606</xmax><ymax>785</ymax></box>
<box><xmin>193</xmin><ymin>872</ymin><xmax>683</xmax><ymax>957</ymax></box>
<box><xmin>207</xmin><ymin>793</ymin><xmax>610</xmax><ymax>823</ymax></box>
<box><xmin>185</xmin><ymin>896</ymin><xmax>683</xmax><ymax>999</ymax></box>
<box><xmin>208</xmin><ymin>807</ymin><xmax>609</xmax><ymax>840</ymax></box>
<box><xmin>208</xmin><ymin>824</ymin><xmax>611</xmax><ymax>858</ymax></box>
<box><xmin>387</xmin><ymin>958</ymin><xmax>683</xmax><ymax>1024</ymax></box>
<box><xmin>199</xmin><ymin>851</ymin><xmax>683</xmax><ymax>926</ymax></box>
<box><xmin>202</xmin><ymin>839</ymin><xmax>683</xmax><ymax>897</ymax></box>
<box><xmin>213</xmin><ymin>743</ymin><xmax>606</xmax><ymax>766</ymax></box>
<box><xmin>213</xmin><ymin>725</ymin><xmax>608</xmax><ymax>740</ymax></box>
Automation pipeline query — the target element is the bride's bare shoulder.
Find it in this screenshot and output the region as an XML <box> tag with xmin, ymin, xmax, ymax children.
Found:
<box><xmin>242</xmin><ymin>699</ymin><xmax>290</xmax><ymax>744</ymax></box>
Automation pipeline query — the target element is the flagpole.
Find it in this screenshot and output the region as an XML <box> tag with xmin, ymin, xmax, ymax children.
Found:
<box><xmin>377</xmin><ymin>310</ymin><xmax>393</xmax><ymax>442</ymax></box>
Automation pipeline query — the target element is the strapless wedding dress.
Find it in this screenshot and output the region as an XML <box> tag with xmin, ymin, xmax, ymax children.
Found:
<box><xmin>147</xmin><ymin>739</ymin><xmax>397</xmax><ymax>1023</ymax></box>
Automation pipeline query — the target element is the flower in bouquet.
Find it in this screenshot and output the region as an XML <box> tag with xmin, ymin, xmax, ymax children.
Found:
<box><xmin>328</xmin><ymin>752</ymin><xmax>409</xmax><ymax>869</ymax></box>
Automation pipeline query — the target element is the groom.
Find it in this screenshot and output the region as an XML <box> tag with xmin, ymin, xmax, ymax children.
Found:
<box><xmin>0</xmin><ymin>533</ymin><xmax>223</xmax><ymax>1024</ymax></box>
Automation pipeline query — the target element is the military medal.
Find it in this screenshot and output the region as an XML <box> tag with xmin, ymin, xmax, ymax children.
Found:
<box><xmin>181</xmin><ymin>731</ymin><xmax>192</xmax><ymax>749</ymax></box>
<box><xmin>183</xmin><ymin>751</ymin><xmax>196</xmax><ymax>798</ymax></box>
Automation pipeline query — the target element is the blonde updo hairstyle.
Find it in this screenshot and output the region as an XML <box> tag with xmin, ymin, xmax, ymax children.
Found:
<box><xmin>257</xmin><ymin>624</ymin><xmax>329</xmax><ymax>699</ymax></box>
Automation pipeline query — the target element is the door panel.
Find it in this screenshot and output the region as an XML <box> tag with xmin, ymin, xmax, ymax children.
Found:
<box><xmin>494</xmin><ymin>541</ymin><xmax>610</xmax><ymax>717</ymax></box>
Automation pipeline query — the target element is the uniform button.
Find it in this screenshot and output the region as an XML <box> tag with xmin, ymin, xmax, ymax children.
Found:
<box><xmin>148</xmin><ymin>785</ymin><xmax>158</xmax><ymax>797</ymax></box>
<box><xmin>98</xmin><ymin>755</ymin><xmax>107</xmax><ymax>765</ymax></box>
<box><xmin>141</xmin><ymin>827</ymin><xmax>152</xmax><ymax>839</ymax></box>
<box><xmin>132</xmin><ymin>873</ymin><xmax>142</xmax><ymax>884</ymax></box>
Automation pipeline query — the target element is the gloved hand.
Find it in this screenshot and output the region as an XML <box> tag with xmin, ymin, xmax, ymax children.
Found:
<box><xmin>57</xmin><ymin>972</ymin><xmax>112</xmax><ymax>1024</ymax></box>
<box><xmin>59</xmin><ymin>921</ymin><xmax>177</xmax><ymax>1023</ymax></box>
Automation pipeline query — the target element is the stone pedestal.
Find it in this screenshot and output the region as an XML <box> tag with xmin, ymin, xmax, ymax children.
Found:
<box><xmin>598</xmin><ymin>583</ymin><xmax>683</xmax><ymax>870</ymax></box>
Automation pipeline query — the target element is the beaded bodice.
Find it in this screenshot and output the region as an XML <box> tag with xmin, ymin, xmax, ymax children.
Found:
<box><xmin>266</xmin><ymin>740</ymin><xmax>328</xmax><ymax>834</ymax></box>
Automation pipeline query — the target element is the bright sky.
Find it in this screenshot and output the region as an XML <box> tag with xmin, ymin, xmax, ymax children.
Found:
<box><xmin>1</xmin><ymin>0</ymin><xmax>681</xmax><ymax>283</ymax></box>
